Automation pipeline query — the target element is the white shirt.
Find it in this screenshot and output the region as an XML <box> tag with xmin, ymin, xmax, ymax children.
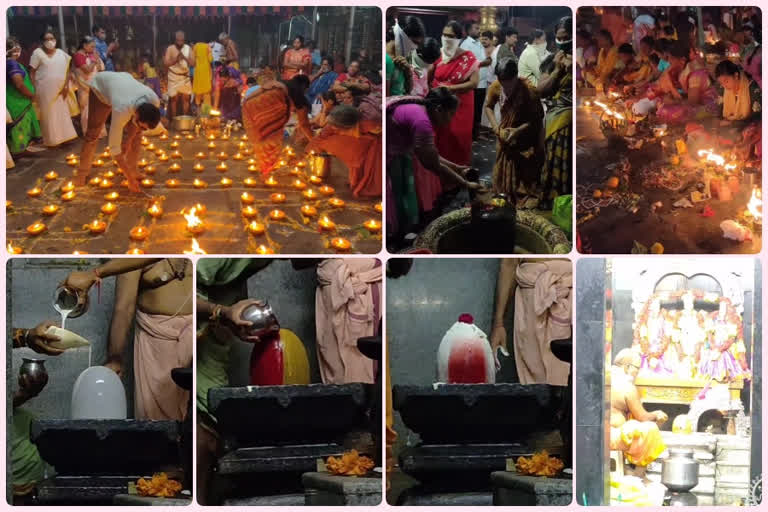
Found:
<box><xmin>210</xmin><ymin>41</ymin><xmax>225</xmax><ymax>62</ymax></box>
<box><xmin>460</xmin><ymin>36</ymin><xmax>488</xmax><ymax>88</ymax></box>
<box><xmin>518</xmin><ymin>44</ymin><xmax>542</xmax><ymax>86</ymax></box>
<box><xmin>88</xmin><ymin>72</ymin><xmax>160</xmax><ymax>156</ymax></box>
<box><xmin>488</xmin><ymin>45</ymin><xmax>501</xmax><ymax>84</ymax></box>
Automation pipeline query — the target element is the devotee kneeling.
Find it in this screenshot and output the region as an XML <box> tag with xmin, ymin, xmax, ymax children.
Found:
<box><xmin>610</xmin><ymin>349</ymin><xmax>668</xmax><ymax>479</ymax></box>
<box><xmin>75</xmin><ymin>71</ymin><xmax>161</xmax><ymax>192</ymax></box>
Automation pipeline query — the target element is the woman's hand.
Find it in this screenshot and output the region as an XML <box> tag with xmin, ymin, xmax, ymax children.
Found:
<box><xmin>25</xmin><ymin>321</ymin><xmax>64</xmax><ymax>356</ymax></box>
<box><xmin>222</xmin><ymin>299</ymin><xmax>266</xmax><ymax>342</ymax></box>
<box><xmin>61</xmin><ymin>84</ymin><xmax>69</xmax><ymax>99</ymax></box>
<box><xmin>490</xmin><ymin>324</ymin><xmax>509</xmax><ymax>370</ymax></box>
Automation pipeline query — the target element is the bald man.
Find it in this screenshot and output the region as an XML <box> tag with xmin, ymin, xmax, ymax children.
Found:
<box><xmin>164</xmin><ymin>31</ymin><xmax>195</xmax><ymax>119</ymax></box>
<box><xmin>610</xmin><ymin>349</ymin><xmax>668</xmax><ymax>475</ymax></box>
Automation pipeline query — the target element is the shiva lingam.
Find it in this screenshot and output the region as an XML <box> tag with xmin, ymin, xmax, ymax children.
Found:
<box><xmin>392</xmin><ymin>315</ymin><xmax>563</xmax><ymax>506</ymax></box>
<box><xmin>469</xmin><ymin>193</ymin><xmax>517</xmax><ymax>254</ymax></box>
<box><xmin>205</xmin><ymin>302</ymin><xmax>372</xmax><ymax>505</ymax></box>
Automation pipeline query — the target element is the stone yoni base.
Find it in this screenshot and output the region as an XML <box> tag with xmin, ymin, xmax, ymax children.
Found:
<box><xmin>491</xmin><ymin>472</ymin><xmax>572</xmax><ymax>506</ymax></box>
<box><xmin>302</xmin><ymin>472</ymin><xmax>382</xmax><ymax>506</ymax></box>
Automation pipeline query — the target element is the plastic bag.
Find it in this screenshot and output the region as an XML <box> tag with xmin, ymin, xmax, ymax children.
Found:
<box><xmin>552</xmin><ymin>195</ymin><xmax>572</xmax><ymax>238</ymax></box>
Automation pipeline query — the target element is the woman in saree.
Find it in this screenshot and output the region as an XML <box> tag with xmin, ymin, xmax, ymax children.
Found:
<box><xmin>282</xmin><ymin>35</ymin><xmax>311</xmax><ymax>80</ymax></box>
<box><xmin>386</xmin><ymin>87</ymin><xmax>483</xmax><ymax>245</ymax></box>
<box><xmin>483</xmin><ymin>57</ymin><xmax>544</xmax><ymax>207</ymax></box>
<box><xmin>242</xmin><ymin>74</ymin><xmax>313</xmax><ymax>174</ymax></box>
<box><xmin>213</xmin><ymin>64</ymin><xmax>242</xmax><ymax>121</ymax></box>
<box><xmin>72</xmin><ymin>36</ymin><xmax>105</xmax><ymax>138</ymax></box>
<box><xmin>307</xmin><ymin>57</ymin><xmax>338</xmax><ymax>104</ymax></box>
<box><xmin>654</xmin><ymin>44</ymin><xmax>718</xmax><ymax>124</ymax></box>
<box><xmin>715</xmin><ymin>59</ymin><xmax>762</xmax><ymax>161</ymax></box>
<box><xmin>584</xmin><ymin>30</ymin><xmax>618</xmax><ymax>92</ymax></box>
<box><xmin>334</xmin><ymin>60</ymin><xmax>372</xmax><ymax>95</ymax></box>
<box><xmin>28</xmin><ymin>30</ymin><xmax>77</xmax><ymax>147</ymax></box>
<box><xmin>307</xmin><ymin>105</ymin><xmax>381</xmax><ymax>198</ymax></box>
<box><xmin>539</xmin><ymin>18</ymin><xmax>573</xmax><ymax>209</ymax></box>
<box><xmin>430</xmin><ymin>21</ymin><xmax>479</xmax><ymax>168</ymax></box>
<box><xmin>6</xmin><ymin>38</ymin><xmax>44</xmax><ymax>156</ymax></box>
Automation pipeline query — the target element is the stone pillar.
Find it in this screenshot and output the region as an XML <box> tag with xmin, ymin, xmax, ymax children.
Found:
<box><xmin>749</xmin><ymin>261</ymin><xmax>762</xmax><ymax>498</ymax></box>
<box><xmin>574</xmin><ymin>258</ymin><xmax>608</xmax><ymax>505</ymax></box>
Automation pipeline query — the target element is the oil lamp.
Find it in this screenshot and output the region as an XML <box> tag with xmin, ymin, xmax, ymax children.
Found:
<box><xmin>247</xmin><ymin>164</ymin><xmax>258</xmax><ymax>172</ymax></box>
<box><xmin>171</xmin><ymin>150</ymin><xmax>182</xmax><ymax>159</ymax></box>
<box><xmin>193</xmin><ymin>163</ymin><xmax>205</xmax><ymax>172</ymax></box>
<box><xmin>216</xmin><ymin>162</ymin><xmax>228</xmax><ymax>172</ymax></box>
<box><xmin>105</xmin><ymin>192</ymin><xmax>119</xmax><ymax>201</ymax></box>
<box><xmin>169</xmin><ymin>162</ymin><xmax>182</xmax><ymax>172</ymax></box>
<box><xmin>138</xmin><ymin>158</ymin><xmax>149</xmax><ymax>167</ymax></box>
<box><xmin>328</xmin><ymin>198</ymin><xmax>345</xmax><ymax>208</ymax></box>
<box><xmin>363</xmin><ymin>219</ymin><xmax>382</xmax><ymax>233</ymax></box>
<box><xmin>101</xmin><ymin>202</ymin><xmax>118</xmax><ymax>214</ymax></box>
<box><xmin>195</xmin><ymin>151</ymin><xmax>206</xmax><ymax>159</ymax></box>
<box><xmin>233</xmin><ymin>153</ymin><xmax>244</xmax><ymax>160</ymax></box>
<box><xmin>45</xmin><ymin>170</ymin><xmax>58</xmax><ymax>181</ymax></box>
<box><xmin>330</xmin><ymin>237</ymin><xmax>351</xmax><ymax>252</ymax></box>
<box><xmin>126</xmin><ymin>248</ymin><xmax>145</xmax><ymax>254</ymax></box>
<box><xmin>27</xmin><ymin>187</ymin><xmax>42</xmax><ymax>198</ymax></box>
<box><xmin>303</xmin><ymin>189</ymin><xmax>318</xmax><ymax>200</ymax></box>
<box><xmin>319</xmin><ymin>185</ymin><xmax>335</xmax><ymax>196</ymax></box>
<box><xmin>61</xmin><ymin>191</ymin><xmax>76</xmax><ymax>201</ymax></box>
<box><xmin>270</xmin><ymin>193</ymin><xmax>286</xmax><ymax>204</ymax></box>
<box><xmin>42</xmin><ymin>204</ymin><xmax>59</xmax><ymax>216</ymax></box>
<box><xmin>247</xmin><ymin>221</ymin><xmax>265</xmax><ymax>235</ymax></box>
<box><xmin>244</xmin><ymin>177</ymin><xmax>258</xmax><ymax>187</ymax></box>
<box><xmin>147</xmin><ymin>203</ymin><xmax>163</xmax><ymax>218</ymax></box>
<box><xmin>300</xmin><ymin>205</ymin><xmax>317</xmax><ymax>217</ymax></box>
<box><xmin>26</xmin><ymin>222</ymin><xmax>46</xmax><ymax>235</ymax></box>
<box><xmin>268</xmin><ymin>209</ymin><xmax>286</xmax><ymax>221</ymax></box>
<box><xmin>193</xmin><ymin>179</ymin><xmax>208</xmax><ymax>189</ymax></box>
<box><xmin>255</xmin><ymin>244</ymin><xmax>274</xmax><ymax>254</ymax></box>
<box><xmin>264</xmin><ymin>176</ymin><xmax>278</xmax><ymax>187</ymax></box>
<box><xmin>318</xmin><ymin>216</ymin><xmax>336</xmax><ymax>231</ymax></box>
<box><xmin>220</xmin><ymin>177</ymin><xmax>233</xmax><ymax>187</ymax></box>
<box><xmin>159</xmin><ymin>154</ymin><xmax>170</xmax><ymax>162</ymax></box>
<box><xmin>242</xmin><ymin>206</ymin><xmax>258</xmax><ymax>219</ymax></box>
<box><xmin>241</xmin><ymin>192</ymin><xmax>255</xmax><ymax>204</ymax></box>
<box><xmin>217</xmin><ymin>151</ymin><xmax>228</xmax><ymax>161</ymax></box>
<box><xmin>183</xmin><ymin>207</ymin><xmax>205</xmax><ymax>235</ymax></box>
<box><xmin>89</xmin><ymin>177</ymin><xmax>102</xmax><ymax>186</ymax></box>
<box><xmin>99</xmin><ymin>179</ymin><xmax>113</xmax><ymax>189</ymax></box>
<box><xmin>309</xmin><ymin>175</ymin><xmax>323</xmax><ymax>185</ymax></box>
<box><xmin>374</xmin><ymin>203</ymin><xmax>382</xmax><ymax>213</ymax></box>
<box><xmin>129</xmin><ymin>226</ymin><xmax>149</xmax><ymax>241</ymax></box>
<box><xmin>87</xmin><ymin>219</ymin><xmax>107</xmax><ymax>234</ymax></box>
<box><xmin>166</xmin><ymin>179</ymin><xmax>180</xmax><ymax>188</ymax></box>
<box><xmin>7</xmin><ymin>242</ymin><xmax>22</xmax><ymax>254</ymax></box>
<box><xmin>207</xmin><ymin>141</ymin><xmax>217</xmax><ymax>149</ymax></box>
<box><xmin>292</xmin><ymin>179</ymin><xmax>307</xmax><ymax>190</ymax></box>
<box><xmin>140</xmin><ymin>178</ymin><xmax>155</xmax><ymax>188</ymax></box>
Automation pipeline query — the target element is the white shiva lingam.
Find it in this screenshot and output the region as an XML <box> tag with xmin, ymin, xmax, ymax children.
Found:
<box><xmin>436</xmin><ymin>314</ymin><xmax>496</xmax><ymax>384</ymax></box>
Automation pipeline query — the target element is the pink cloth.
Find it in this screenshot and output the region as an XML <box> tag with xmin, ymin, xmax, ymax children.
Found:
<box><xmin>315</xmin><ymin>259</ymin><xmax>382</xmax><ymax>384</ymax></box>
<box><xmin>134</xmin><ymin>310</ymin><xmax>193</xmax><ymax>420</ymax></box>
<box><xmin>513</xmin><ymin>261</ymin><xmax>572</xmax><ymax>386</ymax></box>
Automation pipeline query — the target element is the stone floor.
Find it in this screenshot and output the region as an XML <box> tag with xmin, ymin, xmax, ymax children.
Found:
<box><xmin>576</xmin><ymin>104</ymin><xmax>761</xmax><ymax>254</ymax></box>
<box><xmin>7</xmin><ymin>131</ymin><xmax>382</xmax><ymax>255</ymax></box>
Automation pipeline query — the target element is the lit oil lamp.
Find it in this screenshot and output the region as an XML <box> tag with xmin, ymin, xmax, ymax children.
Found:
<box><xmin>166</xmin><ymin>179</ymin><xmax>180</xmax><ymax>188</ymax></box>
<box><xmin>101</xmin><ymin>202</ymin><xmax>118</xmax><ymax>215</ymax></box>
<box><xmin>328</xmin><ymin>198</ymin><xmax>345</xmax><ymax>208</ymax></box>
<box><xmin>105</xmin><ymin>192</ymin><xmax>119</xmax><ymax>201</ymax></box>
<box><xmin>296</xmin><ymin>161</ymin><xmax>307</xmax><ymax>169</ymax></box>
<box><xmin>330</xmin><ymin>237</ymin><xmax>351</xmax><ymax>252</ymax></box>
<box><xmin>247</xmin><ymin>164</ymin><xmax>258</xmax><ymax>172</ymax></box>
<box><xmin>217</xmin><ymin>152</ymin><xmax>228</xmax><ymax>161</ymax></box>
<box><xmin>374</xmin><ymin>203</ymin><xmax>382</xmax><ymax>213</ymax></box>
<box><xmin>247</xmin><ymin>221</ymin><xmax>266</xmax><ymax>235</ymax></box>
<box><xmin>241</xmin><ymin>192</ymin><xmax>255</xmax><ymax>204</ymax></box>
<box><xmin>290</xmin><ymin>166</ymin><xmax>300</xmax><ymax>175</ymax></box>
<box><xmin>292</xmin><ymin>179</ymin><xmax>307</xmax><ymax>190</ymax></box>
<box><xmin>363</xmin><ymin>219</ymin><xmax>382</xmax><ymax>233</ymax></box>
<box><xmin>7</xmin><ymin>242</ymin><xmax>23</xmax><ymax>254</ymax></box>
<box><xmin>269</xmin><ymin>209</ymin><xmax>286</xmax><ymax>221</ymax></box>
<box><xmin>159</xmin><ymin>134</ymin><xmax>169</xmax><ymax>141</ymax></box>
<box><xmin>241</xmin><ymin>134</ymin><xmax>248</xmax><ymax>141</ymax></box>
<box><xmin>89</xmin><ymin>177</ymin><xmax>102</xmax><ymax>186</ymax></box>
<box><xmin>100</xmin><ymin>150</ymin><xmax>111</xmax><ymax>158</ymax></box>
<box><xmin>238</xmin><ymin>141</ymin><xmax>247</xmax><ymax>149</ymax></box>
<box><xmin>277</xmin><ymin>159</ymin><xmax>287</xmax><ymax>168</ymax></box>
<box><xmin>193</xmin><ymin>163</ymin><xmax>205</xmax><ymax>172</ymax></box>
<box><xmin>216</xmin><ymin>162</ymin><xmax>228</xmax><ymax>172</ymax></box>
<box><xmin>244</xmin><ymin>177</ymin><xmax>258</xmax><ymax>187</ymax></box>
<box><xmin>169</xmin><ymin>163</ymin><xmax>182</xmax><ymax>173</ymax></box>
<box><xmin>183</xmin><ymin>238</ymin><xmax>207</xmax><ymax>255</ymax></box>
<box><xmin>264</xmin><ymin>176</ymin><xmax>279</xmax><ymax>187</ymax></box>
<box><xmin>183</xmin><ymin>207</ymin><xmax>205</xmax><ymax>235</ymax></box>
<box><xmin>147</xmin><ymin>203</ymin><xmax>163</xmax><ymax>218</ymax></box>
<box><xmin>6</xmin><ymin>200</ymin><xmax>12</xmax><ymax>209</ymax></box>
<box><xmin>242</xmin><ymin>206</ymin><xmax>258</xmax><ymax>219</ymax></box>
<box><xmin>141</xmin><ymin>137</ymin><xmax>149</xmax><ymax>146</ymax></box>
<box><xmin>61</xmin><ymin>181</ymin><xmax>75</xmax><ymax>193</ymax></box>
<box><xmin>318</xmin><ymin>215</ymin><xmax>336</xmax><ymax>231</ymax></box>
<box><xmin>159</xmin><ymin>154</ymin><xmax>170</xmax><ymax>162</ymax></box>
<box><xmin>248</xmin><ymin>158</ymin><xmax>257</xmax><ymax>165</ymax></box>
<box><xmin>220</xmin><ymin>177</ymin><xmax>233</xmax><ymax>187</ymax></box>
<box><xmin>61</xmin><ymin>191</ymin><xmax>76</xmax><ymax>201</ymax></box>
<box><xmin>300</xmin><ymin>205</ymin><xmax>317</xmax><ymax>217</ymax></box>
<box><xmin>126</xmin><ymin>248</ymin><xmax>145</xmax><ymax>254</ymax></box>
<box><xmin>99</xmin><ymin>179</ymin><xmax>113</xmax><ymax>189</ymax></box>
<box><xmin>193</xmin><ymin>179</ymin><xmax>208</xmax><ymax>189</ymax></box>
<box><xmin>207</xmin><ymin>141</ymin><xmax>217</xmax><ymax>149</ymax></box>
<box><xmin>185</xmin><ymin>134</ymin><xmax>194</xmax><ymax>140</ymax></box>
<box><xmin>309</xmin><ymin>175</ymin><xmax>323</xmax><ymax>185</ymax></box>
<box><xmin>45</xmin><ymin>170</ymin><xmax>59</xmax><ymax>181</ymax></box>
<box><xmin>42</xmin><ymin>204</ymin><xmax>59</xmax><ymax>216</ymax></box>
<box><xmin>195</xmin><ymin>151</ymin><xmax>206</xmax><ymax>159</ymax></box>
<box><xmin>173</xmin><ymin>134</ymin><xmax>182</xmax><ymax>141</ymax></box>
<box><xmin>233</xmin><ymin>153</ymin><xmax>244</xmax><ymax>160</ymax></box>
<box><xmin>220</xmin><ymin>134</ymin><xmax>230</xmax><ymax>141</ymax></box>
<box><xmin>302</xmin><ymin>189</ymin><xmax>318</xmax><ymax>200</ymax></box>
<box><xmin>147</xmin><ymin>143</ymin><xmax>157</xmax><ymax>151</ymax></box>
<box><xmin>319</xmin><ymin>185</ymin><xmax>335</xmax><ymax>196</ymax></box>
<box><xmin>93</xmin><ymin>159</ymin><xmax>104</xmax><ymax>167</ymax></box>
<box><xmin>66</xmin><ymin>153</ymin><xmax>77</xmax><ymax>160</ymax></box>
<box><xmin>170</xmin><ymin>141</ymin><xmax>180</xmax><ymax>148</ymax></box>
<box><xmin>141</xmin><ymin>178</ymin><xmax>155</xmax><ymax>188</ymax></box>
<box><xmin>26</xmin><ymin>222</ymin><xmax>46</xmax><ymax>236</ymax></box>
<box><xmin>27</xmin><ymin>187</ymin><xmax>43</xmax><ymax>198</ymax></box>
<box><xmin>207</xmin><ymin>134</ymin><xmax>216</xmax><ymax>141</ymax></box>
<box><xmin>138</xmin><ymin>158</ymin><xmax>149</xmax><ymax>168</ymax></box>
<box><xmin>255</xmin><ymin>244</ymin><xmax>274</xmax><ymax>254</ymax></box>
<box><xmin>66</xmin><ymin>158</ymin><xmax>79</xmax><ymax>166</ymax></box>
<box><xmin>270</xmin><ymin>193</ymin><xmax>286</xmax><ymax>204</ymax></box>
<box><xmin>104</xmin><ymin>170</ymin><xmax>116</xmax><ymax>178</ymax></box>
<box><xmin>193</xmin><ymin>203</ymin><xmax>207</xmax><ymax>216</ymax></box>
<box><xmin>155</xmin><ymin>148</ymin><xmax>165</xmax><ymax>157</ymax></box>
<box><xmin>87</xmin><ymin>219</ymin><xmax>107</xmax><ymax>234</ymax></box>
<box><xmin>171</xmin><ymin>150</ymin><xmax>183</xmax><ymax>159</ymax></box>
<box><xmin>129</xmin><ymin>226</ymin><xmax>149</xmax><ymax>241</ymax></box>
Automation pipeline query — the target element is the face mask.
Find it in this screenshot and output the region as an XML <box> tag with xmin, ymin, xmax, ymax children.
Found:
<box><xmin>44</xmin><ymin>40</ymin><xmax>56</xmax><ymax>50</ymax></box>
<box><xmin>394</xmin><ymin>21</ymin><xmax>419</xmax><ymax>58</ymax></box>
<box><xmin>555</xmin><ymin>38</ymin><xmax>572</xmax><ymax>52</ymax></box>
<box><xmin>441</xmin><ymin>37</ymin><xmax>459</xmax><ymax>60</ymax></box>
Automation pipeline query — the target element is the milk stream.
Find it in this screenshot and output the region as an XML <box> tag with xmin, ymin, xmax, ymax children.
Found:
<box><xmin>54</xmin><ymin>304</ymin><xmax>72</xmax><ymax>330</ymax></box>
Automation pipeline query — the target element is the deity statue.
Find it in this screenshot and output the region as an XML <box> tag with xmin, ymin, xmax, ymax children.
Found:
<box><xmin>634</xmin><ymin>298</ymin><xmax>675</xmax><ymax>376</ymax></box>
<box><xmin>673</xmin><ymin>291</ymin><xmax>706</xmax><ymax>380</ymax></box>
<box><xmin>699</xmin><ymin>299</ymin><xmax>751</xmax><ymax>384</ymax></box>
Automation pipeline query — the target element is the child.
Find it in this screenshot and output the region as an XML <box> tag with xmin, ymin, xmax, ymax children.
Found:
<box><xmin>139</xmin><ymin>52</ymin><xmax>161</xmax><ymax>98</ymax></box>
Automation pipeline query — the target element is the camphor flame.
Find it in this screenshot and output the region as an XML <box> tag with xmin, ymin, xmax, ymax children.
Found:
<box><xmin>183</xmin><ymin>238</ymin><xmax>207</xmax><ymax>255</ymax></box>
<box><xmin>697</xmin><ymin>148</ymin><xmax>726</xmax><ymax>167</ymax></box>
<box><xmin>747</xmin><ymin>187</ymin><xmax>762</xmax><ymax>220</ymax></box>
<box><xmin>183</xmin><ymin>207</ymin><xmax>203</xmax><ymax>230</ymax></box>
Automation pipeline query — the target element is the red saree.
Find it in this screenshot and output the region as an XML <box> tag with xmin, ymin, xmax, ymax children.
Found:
<box><xmin>431</xmin><ymin>51</ymin><xmax>479</xmax><ymax>165</ymax></box>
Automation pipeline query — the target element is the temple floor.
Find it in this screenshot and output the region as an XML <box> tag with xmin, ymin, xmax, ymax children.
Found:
<box><xmin>576</xmin><ymin>102</ymin><xmax>761</xmax><ymax>254</ymax></box>
<box><xmin>7</xmin><ymin>130</ymin><xmax>382</xmax><ymax>255</ymax></box>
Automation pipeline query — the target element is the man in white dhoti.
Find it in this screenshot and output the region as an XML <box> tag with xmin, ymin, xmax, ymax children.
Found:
<box><xmin>164</xmin><ymin>31</ymin><xmax>195</xmax><ymax>120</ymax></box>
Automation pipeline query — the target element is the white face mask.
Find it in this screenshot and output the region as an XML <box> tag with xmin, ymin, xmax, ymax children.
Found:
<box><xmin>441</xmin><ymin>37</ymin><xmax>459</xmax><ymax>60</ymax></box>
<box><xmin>44</xmin><ymin>40</ymin><xmax>56</xmax><ymax>50</ymax></box>
<box><xmin>393</xmin><ymin>21</ymin><xmax>419</xmax><ymax>59</ymax></box>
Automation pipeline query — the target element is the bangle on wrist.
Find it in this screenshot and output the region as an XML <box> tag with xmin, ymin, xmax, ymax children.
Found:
<box><xmin>13</xmin><ymin>328</ymin><xmax>28</xmax><ymax>348</ymax></box>
<box><xmin>210</xmin><ymin>305</ymin><xmax>223</xmax><ymax>324</ymax></box>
